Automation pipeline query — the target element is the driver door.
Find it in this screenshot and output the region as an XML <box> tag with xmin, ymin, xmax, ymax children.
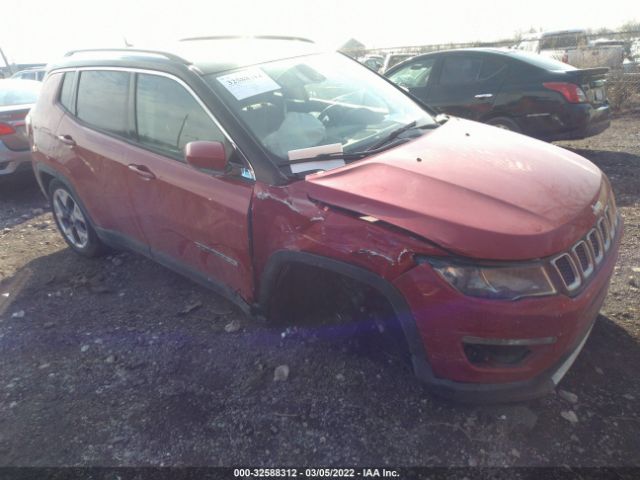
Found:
<box><xmin>126</xmin><ymin>72</ymin><xmax>255</xmax><ymax>302</ymax></box>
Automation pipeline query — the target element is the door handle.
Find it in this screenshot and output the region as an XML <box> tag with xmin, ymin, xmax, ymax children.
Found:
<box><xmin>57</xmin><ymin>134</ymin><xmax>76</xmax><ymax>146</ymax></box>
<box><xmin>474</xmin><ymin>93</ymin><xmax>494</xmax><ymax>99</ymax></box>
<box><xmin>127</xmin><ymin>164</ymin><xmax>156</xmax><ymax>180</ymax></box>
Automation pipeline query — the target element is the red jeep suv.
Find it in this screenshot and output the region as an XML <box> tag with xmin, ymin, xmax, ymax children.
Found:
<box><xmin>27</xmin><ymin>37</ymin><xmax>622</xmax><ymax>402</ymax></box>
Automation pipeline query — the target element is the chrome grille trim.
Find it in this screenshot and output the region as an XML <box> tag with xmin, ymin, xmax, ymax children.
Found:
<box><xmin>605</xmin><ymin>206</ymin><xmax>617</xmax><ymax>239</ymax></box>
<box><xmin>550</xmin><ymin>203</ymin><xmax>619</xmax><ymax>294</ymax></box>
<box><xmin>587</xmin><ymin>228</ymin><xmax>604</xmax><ymax>265</ymax></box>
<box><xmin>572</xmin><ymin>240</ymin><xmax>594</xmax><ymax>278</ymax></box>
<box><xmin>598</xmin><ymin>217</ymin><xmax>611</xmax><ymax>251</ymax></box>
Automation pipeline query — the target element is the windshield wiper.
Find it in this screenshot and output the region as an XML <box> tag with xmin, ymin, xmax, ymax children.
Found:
<box><xmin>435</xmin><ymin>113</ymin><xmax>450</xmax><ymax>124</ymax></box>
<box><xmin>276</xmin><ymin>138</ymin><xmax>410</xmax><ymax>168</ymax></box>
<box><xmin>365</xmin><ymin>120</ymin><xmax>437</xmax><ymax>152</ymax></box>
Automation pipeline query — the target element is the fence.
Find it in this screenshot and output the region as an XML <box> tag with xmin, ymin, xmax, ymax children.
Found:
<box><xmin>344</xmin><ymin>29</ymin><xmax>640</xmax><ymax>59</ymax></box>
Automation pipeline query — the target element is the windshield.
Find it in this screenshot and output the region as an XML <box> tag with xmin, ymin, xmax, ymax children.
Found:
<box><xmin>0</xmin><ymin>80</ymin><xmax>41</xmax><ymax>107</ymax></box>
<box><xmin>206</xmin><ymin>53</ymin><xmax>434</xmax><ymax>168</ymax></box>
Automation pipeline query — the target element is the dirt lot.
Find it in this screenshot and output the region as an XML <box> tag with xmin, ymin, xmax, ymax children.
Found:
<box><xmin>0</xmin><ymin>107</ymin><xmax>639</xmax><ymax>469</ymax></box>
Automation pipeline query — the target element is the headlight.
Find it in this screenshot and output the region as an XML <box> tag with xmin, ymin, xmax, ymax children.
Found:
<box><xmin>422</xmin><ymin>258</ymin><xmax>557</xmax><ymax>300</ymax></box>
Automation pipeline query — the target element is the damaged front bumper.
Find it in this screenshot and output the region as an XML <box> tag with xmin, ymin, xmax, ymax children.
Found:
<box><xmin>392</xmin><ymin>222</ymin><xmax>621</xmax><ymax>403</ymax></box>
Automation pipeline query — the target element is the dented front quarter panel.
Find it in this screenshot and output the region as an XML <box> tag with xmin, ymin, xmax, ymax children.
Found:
<box><xmin>251</xmin><ymin>181</ymin><xmax>446</xmax><ymax>291</ymax></box>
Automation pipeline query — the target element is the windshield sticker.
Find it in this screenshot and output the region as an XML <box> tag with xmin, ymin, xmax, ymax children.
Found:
<box><xmin>217</xmin><ymin>68</ymin><xmax>281</xmax><ymax>101</ymax></box>
<box><xmin>288</xmin><ymin>143</ymin><xmax>345</xmax><ymax>174</ymax></box>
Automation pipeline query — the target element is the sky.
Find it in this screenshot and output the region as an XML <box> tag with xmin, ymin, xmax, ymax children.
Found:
<box><xmin>1</xmin><ymin>0</ymin><xmax>638</xmax><ymax>64</ymax></box>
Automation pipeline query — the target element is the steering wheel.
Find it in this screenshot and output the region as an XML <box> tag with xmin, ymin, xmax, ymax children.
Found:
<box><xmin>318</xmin><ymin>103</ymin><xmax>346</xmax><ymax>126</ymax></box>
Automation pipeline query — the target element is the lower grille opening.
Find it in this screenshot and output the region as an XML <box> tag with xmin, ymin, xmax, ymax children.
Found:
<box><xmin>463</xmin><ymin>343</ymin><xmax>530</xmax><ymax>367</ymax></box>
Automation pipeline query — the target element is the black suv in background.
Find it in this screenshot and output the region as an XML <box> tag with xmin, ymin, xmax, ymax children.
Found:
<box><xmin>385</xmin><ymin>48</ymin><xmax>611</xmax><ymax>141</ymax></box>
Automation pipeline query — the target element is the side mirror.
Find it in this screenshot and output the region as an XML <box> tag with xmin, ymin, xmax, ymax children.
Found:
<box><xmin>185</xmin><ymin>141</ymin><xmax>227</xmax><ymax>172</ymax></box>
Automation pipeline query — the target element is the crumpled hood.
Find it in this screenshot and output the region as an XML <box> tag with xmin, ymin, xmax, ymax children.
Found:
<box><xmin>305</xmin><ymin>118</ymin><xmax>605</xmax><ymax>260</ymax></box>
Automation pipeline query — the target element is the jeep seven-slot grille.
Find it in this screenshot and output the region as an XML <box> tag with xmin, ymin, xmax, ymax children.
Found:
<box><xmin>551</xmin><ymin>206</ymin><xmax>618</xmax><ymax>292</ymax></box>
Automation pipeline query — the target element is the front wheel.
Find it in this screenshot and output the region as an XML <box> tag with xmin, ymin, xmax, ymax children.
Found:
<box><xmin>486</xmin><ymin>116</ymin><xmax>521</xmax><ymax>133</ymax></box>
<box><xmin>48</xmin><ymin>180</ymin><xmax>107</xmax><ymax>257</ymax></box>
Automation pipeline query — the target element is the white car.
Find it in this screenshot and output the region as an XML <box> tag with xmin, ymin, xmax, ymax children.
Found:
<box><xmin>514</xmin><ymin>30</ymin><xmax>624</xmax><ymax>70</ymax></box>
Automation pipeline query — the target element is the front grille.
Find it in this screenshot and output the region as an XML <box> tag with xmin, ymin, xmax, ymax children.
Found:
<box><xmin>551</xmin><ymin>205</ymin><xmax>618</xmax><ymax>293</ymax></box>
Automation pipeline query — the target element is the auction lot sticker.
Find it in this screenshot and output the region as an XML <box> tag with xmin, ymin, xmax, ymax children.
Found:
<box><xmin>217</xmin><ymin>68</ymin><xmax>281</xmax><ymax>100</ymax></box>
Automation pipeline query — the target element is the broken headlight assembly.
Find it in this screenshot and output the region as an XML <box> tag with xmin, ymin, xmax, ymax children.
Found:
<box><xmin>420</xmin><ymin>258</ymin><xmax>557</xmax><ymax>301</ymax></box>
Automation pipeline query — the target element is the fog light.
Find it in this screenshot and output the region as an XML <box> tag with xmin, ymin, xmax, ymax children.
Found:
<box><xmin>462</xmin><ymin>335</ymin><xmax>555</xmax><ymax>367</ymax></box>
<box><xmin>463</xmin><ymin>343</ymin><xmax>531</xmax><ymax>367</ymax></box>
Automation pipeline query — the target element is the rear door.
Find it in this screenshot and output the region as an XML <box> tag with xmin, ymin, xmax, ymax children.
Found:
<box><xmin>54</xmin><ymin>69</ymin><xmax>148</xmax><ymax>247</ymax></box>
<box><xmin>426</xmin><ymin>53</ymin><xmax>508</xmax><ymax>120</ymax></box>
<box><xmin>125</xmin><ymin>72</ymin><xmax>255</xmax><ymax>301</ymax></box>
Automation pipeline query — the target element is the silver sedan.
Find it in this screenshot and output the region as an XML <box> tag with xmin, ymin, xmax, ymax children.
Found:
<box><xmin>0</xmin><ymin>79</ymin><xmax>40</xmax><ymax>178</ymax></box>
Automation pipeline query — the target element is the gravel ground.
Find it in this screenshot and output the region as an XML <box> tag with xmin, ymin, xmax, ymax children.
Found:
<box><xmin>0</xmin><ymin>107</ymin><xmax>639</xmax><ymax>469</ymax></box>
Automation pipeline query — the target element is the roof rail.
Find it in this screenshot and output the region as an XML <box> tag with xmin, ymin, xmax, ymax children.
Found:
<box><xmin>64</xmin><ymin>48</ymin><xmax>191</xmax><ymax>65</ymax></box>
<box><xmin>179</xmin><ymin>35</ymin><xmax>315</xmax><ymax>44</ymax></box>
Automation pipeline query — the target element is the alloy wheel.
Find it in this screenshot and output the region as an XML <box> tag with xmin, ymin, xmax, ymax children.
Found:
<box><xmin>52</xmin><ymin>189</ymin><xmax>89</xmax><ymax>249</ymax></box>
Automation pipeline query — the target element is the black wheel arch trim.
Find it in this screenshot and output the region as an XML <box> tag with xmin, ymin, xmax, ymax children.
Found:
<box><xmin>257</xmin><ymin>249</ymin><xmax>437</xmax><ymax>383</ymax></box>
<box><xmin>35</xmin><ymin>164</ymin><xmax>99</xmax><ymax>228</ymax></box>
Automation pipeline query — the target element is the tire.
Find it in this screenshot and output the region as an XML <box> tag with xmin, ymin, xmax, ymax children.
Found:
<box><xmin>48</xmin><ymin>179</ymin><xmax>107</xmax><ymax>257</ymax></box>
<box><xmin>486</xmin><ymin>116</ymin><xmax>521</xmax><ymax>133</ymax></box>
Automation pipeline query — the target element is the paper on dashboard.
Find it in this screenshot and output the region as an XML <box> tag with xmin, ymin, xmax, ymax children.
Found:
<box><xmin>217</xmin><ymin>68</ymin><xmax>281</xmax><ymax>101</ymax></box>
<box><xmin>288</xmin><ymin>143</ymin><xmax>345</xmax><ymax>174</ymax></box>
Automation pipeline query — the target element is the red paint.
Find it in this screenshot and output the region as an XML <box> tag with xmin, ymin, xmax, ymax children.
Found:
<box><xmin>185</xmin><ymin>140</ymin><xmax>227</xmax><ymax>171</ymax></box>
<box><xmin>393</xmin><ymin>235</ymin><xmax>618</xmax><ymax>383</ymax></box>
<box><xmin>0</xmin><ymin>123</ymin><xmax>16</xmax><ymax>135</ymax></box>
<box><xmin>124</xmin><ymin>142</ymin><xmax>254</xmax><ymax>301</ymax></box>
<box><xmin>305</xmin><ymin>118</ymin><xmax>603</xmax><ymax>260</ymax></box>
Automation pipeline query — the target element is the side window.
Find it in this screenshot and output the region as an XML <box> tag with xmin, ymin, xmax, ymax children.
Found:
<box><xmin>387</xmin><ymin>58</ymin><xmax>436</xmax><ymax>88</ymax></box>
<box><xmin>76</xmin><ymin>70</ymin><xmax>130</xmax><ymax>137</ymax></box>
<box><xmin>59</xmin><ymin>71</ymin><xmax>76</xmax><ymax>112</ymax></box>
<box><xmin>439</xmin><ymin>56</ymin><xmax>483</xmax><ymax>85</ymax></box>
<box><xmin>135</xmin><ymin>73</ymin><xmax>230</xmax><ymax>161</ymax></box>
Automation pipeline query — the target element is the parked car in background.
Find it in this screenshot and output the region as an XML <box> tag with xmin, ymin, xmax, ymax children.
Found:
<box><xmin>514</xmin><ymin>30</ymin><xmax>624</xmax><ymax>70</ymax></box>
<box><xmin>11</xmin><ymin>67</ymin><xmax>47</xmax><ymax>81</ymax></box>
<box><xmin>358</xmin><ymin>54</ymin><xmax>384</xmax><ymax>72</ymax></box>
<box><xmin>381</xmin><ymin>52</ymin><xmax>415</xmax><ymax>73</ymax></box>
<box><xmin>0</xmin><ymin>79</ymin><xmax>40</xmax><ymax>178</ymax></box>
<box><xmin>359</xmin><ymin>52</ymin><xmax>415</xmax><ymax>74</ymax></box>
<box><xmin>28</xmin><ymin>38</ymin><xmax>621</xmax><ymax>402</ymax></box>
<box><xmin>385</xmin><ymin>48</ymin><xmax>611</xmax><ymax>141</ymax></box>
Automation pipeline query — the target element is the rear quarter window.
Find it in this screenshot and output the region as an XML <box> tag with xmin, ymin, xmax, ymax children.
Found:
<box><xmin>76</xmin><ymin>70</ymin><xmax>130</xmax><ymax>137</ymax></box>
<box><xmin>59</xmin><ymin>71</ymin><xmax>76</xmax><ymax>112</ymax></box>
